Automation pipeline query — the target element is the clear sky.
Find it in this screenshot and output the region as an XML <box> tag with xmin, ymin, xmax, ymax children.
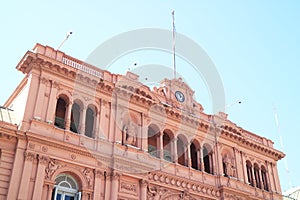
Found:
<box><xmin>1</xmin><ymin>0</ymin><xmax>299</xmax><ymax>192</ymax></box>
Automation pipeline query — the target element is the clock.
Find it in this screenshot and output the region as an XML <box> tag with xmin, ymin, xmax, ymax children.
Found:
<box><xmin>175</xmin><ymin>91</ymin><xmax>185</xmax><ymax>102</ymax></box>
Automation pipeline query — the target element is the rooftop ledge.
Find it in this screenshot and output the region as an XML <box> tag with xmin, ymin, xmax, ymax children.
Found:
<box><xmin>32</xmin><ymin>43</ymin><xmax>109</xmax><ymax>78</ymax></box>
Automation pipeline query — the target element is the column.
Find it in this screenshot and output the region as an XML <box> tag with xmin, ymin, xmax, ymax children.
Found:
<box><xmin>18</xmin><ymin>152</ymin><xmax>36</xmax><ymax>199</ymax></box>
<box><xmin>270</xmin><ymin>162</ymin><xmax>280</xmax><ymax>192</ymax></box>
<box><xmin>200</xmin><ymin>146</ymin><xmax>204</xmax><ymax>171</ymax></box>
<box><xmin>215</xmin><ymin>143</ymin><xmax>223</xmax><ymax>176</ymax></box>
<box><xmin>209</xmin><ymin>153</ymin><xmax>214</xmax><ymax>174</ymax></box>
<box><xmin>186</xmin><ymin>144</ymin><xmax>191</xmax><ymax>167</ymax></box>
<box><xmin>7</xmin><ymin>147</ymin><xmax>25</xmax><ymax>200</ymax></box>
<box><xmin>104</xmin><ymin>172</ymin><xmax>111</xmax><ymax>200</ymax></box>
<box><xmin>159</xmin><ymin>132</ymin><xmax>163</xmax><ymax>159</ymax></box>
<box><xmin>251</xmin><ymin>164</ymin><xmax>256</xmax><ymax>187</ymax></box>
<box><xmin>64</xmin><ymin>101</ymin><xmax>73</xmax><ymax>131</ymax></box>
<box><xmin>93</xmin><ymin>170</ymin><xmax>104</xmax><ymax>200</ymax></box>
<box><xmin>108</xmin><ymin>101</ymin><xmax>114</xmax><ymax>142</ymax></box>
<box><xmin>94</xmin><ymin>111</ymin><xmax>100</xmax><ymax>139</ymax></box>
<box><xmin>110</xmin><ymin>173</ymin><xmax>120</xmax><ymax>200</ymax></box>
<box><xmin>233</xmin><ymin>148</ymin><xmax>242</xmax><ymax>180</ymax></box>
<box><xmin>173</xmin><ymin>137</ymin><xmax>178</xmax><ymax>163</ymax></box>
<box><xmin>34</xmin><ymin>77</ymin><xmax>48</xmax><ymax>120</ymax></box>
<box><xmin>197</xmin><ymin>148</ymin><xmax>201</xmax><ymax>170</ymax></box>
<box><xmin>141</xmin><ymin>113</ymin><xmax>148</xmax><ymax>151</ymax></box>
<box><xmin>80</xmin><ymin>106</ymin><xmax>87</xmax><ymax>135</ymax></box>
<box><xmin>265</xmin><ymin>161</ymin><xmax>272</xmax><ymax>191</ymax></box>
<box><xmin>97</xmin><ymin>99</ymin><xmax>104</xmax><ymax>140</ymax></box>
<box><xmin>42</xmin><ymin>184</ymin><xmax>48</xmax><ymax>200</ymax></box>
<box><xmin>46</xmin><ymin>81</ymin><xmax>59</xmax><ymax>123</ymax></box>
<box><xmin>273</xmin><ymin>163</ymin><xmax>282</xmax><ymax>193</ymax></box>
<box><xmin>139</xmin><ymin>179</ymin><xmax>148</xmax><ymax>200</ymax></box>
<box><xmin>258</xmin><ymin>166</ymin><xmax>262</xmax><ymax>189</ymax></box>
<box><xmin>241</xmin><ymin>152</ymin><xmax>247</xmax><ymax>183</ymax></box>
<box><xmin>136</xmin><ymin>113</ymin><xmax>142</xmax><ymax>149</ymax></box>
<box><xmin>100</xmin><ymin>100</ymin><xmax>109</xmax><ymax>140</ymax></box>
<box><xmin>23</xmin><ymin>70</ymin><xmax>40</xmax><ymax>124</ymax></box>
<box><xmin>32</xmin><ymin>155</ymin><xmax>48</xmax><ymax>199</ymax></box>
<box><xmin>46</xmin><ymin>184</ymin><xmax>54</xmax><ymax>200</ymax></box>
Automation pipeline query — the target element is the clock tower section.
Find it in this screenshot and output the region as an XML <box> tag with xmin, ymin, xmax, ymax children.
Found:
<box><xmin>158</xmin><ymin>78</ymin><xmax>204</xmax><ymax>114</ymax></box>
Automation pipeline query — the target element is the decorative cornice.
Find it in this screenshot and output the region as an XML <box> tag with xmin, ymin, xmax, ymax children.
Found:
<box><xmin>220</xmin><ymin>129</ymin><xmax>284</xmax><ymax>160</ymax></box>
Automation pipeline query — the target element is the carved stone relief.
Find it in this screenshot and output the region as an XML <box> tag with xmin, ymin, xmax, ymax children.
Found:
<box><xmin>45</xmin><ymin>159</ymin><xmax>62</xmax><ymax>179</ymax></box>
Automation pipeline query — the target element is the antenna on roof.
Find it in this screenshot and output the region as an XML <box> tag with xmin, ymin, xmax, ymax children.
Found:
<box><xmin>57</xmin><ymin>31</ymin><xmax>73</xmax><ymax>50</ymax></box>
<box><xmin>172</xmin><ymin>10</ymin><xmax>176</xmax><ymax>79</ymax></box>
<box><xmin>273</xmin><ymin>105</ymin><xmax>292</xmax><ymax>189</ymax></box>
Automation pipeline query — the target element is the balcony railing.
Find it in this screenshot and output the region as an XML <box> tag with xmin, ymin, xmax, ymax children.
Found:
<box><xmin>62</xmin><ymin>56</ymin><xmax>103</xmax><ymax>78</ymax></box>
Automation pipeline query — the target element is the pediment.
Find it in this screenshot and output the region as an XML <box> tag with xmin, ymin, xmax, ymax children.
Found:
<box><xmin>155</xmin><ymin>78</ymin><xmax>203</xmax><ymax>114</ymax></box>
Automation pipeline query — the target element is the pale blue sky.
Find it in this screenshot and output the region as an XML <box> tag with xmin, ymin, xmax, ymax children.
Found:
<box><xmin>1</xmin><ymin>0</ymin><xmax>299</xmax><ymax>192</ymax></box>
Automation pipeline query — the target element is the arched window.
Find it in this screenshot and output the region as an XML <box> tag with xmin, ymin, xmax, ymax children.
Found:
<box><xmin>148</xmin><ymin>126</ymin><xmax>159</xmax><ymax>158</ymax></box>
<box><xmin>254</xmin><ymin>164</ymin><xmax>261</xmax><ymax>189</ymax></box>
<box><xmin>52</xmin><ymin>174</ymin><xmax>81</xmax><ymax>200</ymax></box>
<box><xmin>85</xmin><ymin>107</ymin><xmax>95</xmax><ymax>138</ymax></box>
<box><xmin>163</xmin><ymin>132</ymin><xmax>172</xmax><ymax>162</ymax></box>
<box><xmin>70</xmin><ymin>103</ymin><xmax>80</xmax><ymax>133</ymax></box>
<box><xmin>55</xmin><ymin>97</ymin><xmax>67</xmax><ymax>129</ymax></box>
<box><xmin>246</xmin><ymin>161</ymin><xmax>254</xmax><ymax>186</ymax></box>
<box><xmin>203</xmin><ymin>145</ymin><xmax>213</xmax><ymax>174</ymax></box>
<box><xmin>261</xmin><ymin>166</ymin><xmax>269</xmax><ymax>191</ymax></box>
<box><xmin>177</xmin><ymin>137</ymin><xmax>187</xmax><ymax>167</ymax></box>
<box><xmin>190</xmin><ymin>142</ymin><xmax>198</xmax><ymax>170</ymax></box>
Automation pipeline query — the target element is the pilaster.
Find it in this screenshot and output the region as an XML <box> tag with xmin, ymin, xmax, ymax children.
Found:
<box><xmin>32</xmin><ymin>155</ymin><xmax>48</xmax><ymax>199</ymax></box>
<box><xmin>34</xmin><ymin>77</ymin><xmax>48</xmax><ymax>120</ymax></box>
<box><xmin>80</xmin><ymin>106</ymin><xmax>87</xmax><ymax>135</ymax></box>
<box><xmin>93</xmin><ymin>170</ymin><xmax>104</xmax><ymax>200</ymax></box>
<box><xmin>18</xmin><ymin>151</ymin><xmax>36</xmax><ymax>200</ymax></box>
<box><xmin>65</xmin><ymin>101</ymin><xmax>73</xmax><ymax>131</ymax></box>
<box><xmin>46</xmin><ymin>81</ymin><xmax>59</xmax><ymax>123</ymax></box>
<box><xmin>110</xmin><ymin>172</ymin><xmax>120</xmax><ymax>200</ymax></box>
<box><xmin>139</xmin><ymin>179</ymin><xmax>148</xmax><ymax>200</ymax></box>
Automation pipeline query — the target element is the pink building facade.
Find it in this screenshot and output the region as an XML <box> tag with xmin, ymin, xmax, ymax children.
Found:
<box><xmin>0</xmin><ymin>44</ymin><xmax>284</xmax><ymax>200</ymax></box>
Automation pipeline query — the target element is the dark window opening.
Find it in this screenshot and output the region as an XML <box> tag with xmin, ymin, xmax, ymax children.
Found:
<box><xmin>223</xmin><ymin>160</ymin><xmax>228</xmax><ymax>177</ymax></box>
<box><xmin>246</xmin><ymin>161</ymin><xmax>254</xmax><ymax>187</ymax></box>
<box><xmin>190</xmin><ymin>143</ymin><xmax>198</xmax><ymax>170</ymax></box>
<box><xmin>70</xmin><ymin>103</ymin><xmax>80</xmax><ymax>133</ymax></box>
<box><xmin>203</xmin><ymin>146</ymin><xmax>212</xmax><ymax>174</ymax></box>
<box><xmin>85</xmin><ymin>107</ymin><xmax>94</xmax><ymax>138</ymax></box>
<box><xmin>261</xmin><ymin>167</ymin><xmax>269</xmax><ymax>191</ymax></box>
<box><xmin>163</xmin><ymin>133</ymin><xmax>172</xmax><ymax>162</ymax></box>
<box><xmin>254</xmin><ymin>165</ymin><xmax>261</xmax><ymax>189</ymax></box>
<box><xmin>177</xmin><ymin>138</ymin><xmax>187</xmax><ymax>167</ymax></box>
<box><xmin>55</xmin><ymin>98</ymin><xmax>67</xmax><ymax>129</ymax></box>
<box><xmin>148</xmin><ymin>127</ymin><xmax>158</xmax><ymax>158</ymax></box>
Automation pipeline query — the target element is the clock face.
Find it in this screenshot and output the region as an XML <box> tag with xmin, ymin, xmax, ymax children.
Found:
<box><xmin>175</xmin><ymin>91</ymin><xmax>185</xmax><ymax>102</ymax></box>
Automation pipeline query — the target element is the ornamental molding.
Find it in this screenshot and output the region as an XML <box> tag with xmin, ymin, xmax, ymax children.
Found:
<box><xmin>24</xmin><ymin>151</ymin><xmax>36</xmax><ymax>161</ymax></box>
<box><xmin>147</xmin><ymin>185</ymin><xmax>199</xmax><ymax>200</ymax></box>
<box><xmin>148</xmin><ymin>172</ymin><xmax>220</xmax><ymax>198</ymax></box>
<box><xmin>37</xmin><ymin>154</ymin><xmax>49</xmax><ymax>165</ymax></box>
<box><xmin>82</xmin><ymin>168</ymin><xmax>94</xmax><ymax>188</ymax></box>
<box><xmin>26</xmin><ymin>136</ymin><xmax>95</xmax><ymax>158</ymax></box>
<box><xmin>220</xmin><ymin>129</ymin><xmax>284</xmax><ymax>160</ymax></box>
<box><xmin>45</xmin><ymin>158</ymin><xmax>63</xmax><ymax>179</ymax></box>
<box><xmin>120</xmin><ymin>181</ymin><xmax>138</xmax><ymax>196</ymax></box>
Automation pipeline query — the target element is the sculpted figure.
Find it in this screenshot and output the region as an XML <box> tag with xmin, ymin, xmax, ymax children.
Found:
<box><xmin>123</xmin><ymin>122</ymin><xmax>137</xmax><ymax>146</ymax></box>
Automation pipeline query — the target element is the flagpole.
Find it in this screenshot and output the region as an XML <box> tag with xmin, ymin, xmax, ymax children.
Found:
<box><xmin>172</xmin><ymin>10</ymin><xmax>176</xmax><ymax>79</ymax></box>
